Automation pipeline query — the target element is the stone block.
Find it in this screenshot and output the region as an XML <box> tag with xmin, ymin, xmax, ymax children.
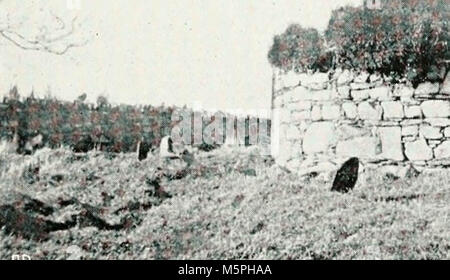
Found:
<box><xmin>382</xmin><ymin>101</ymin><xmax>404</xmax><ymax>119</ymax></box>
<box><xmin>434</xmin><ymin>141</ymin><xmax>450</xmax><ymax>159</ymax></box>
<box><xmin>286</xmin><ymin>125</ymin><xmax>301</xmax><ymax>140</ymax></box>
<box><xmin>291</xmin><ymin>111</ymin><xmax>311</xmax><ymax>121</ymax></box>
<box><xmin>303</xmin><ymin>122</ymin><xmax>336</xmax><ymax>154</ymax></box>
<box><xmin>393</xmin><ymin>84</ymin><xmax>414</xmax><ymax>98</ymax></box>
<box><xmin>342</xmin><ymin>102</ymin><xmax>358</xmax><ymax>119</ymax></box>
<box><xmin>420</xmin><ymin>125</ymin><xmax>442</xmax><ymax>139</ymax></box>
<box><xmin>311</xmin><ymin>106</ymin><xmax>322</xmax><ymax>121</ymax></box>
<box><xmin>444</xmin><ymin>127</ymin><xmax>450</xmax><ymax>137</ymax></box>
<box><xmin>378</xmin><ymin>126</ymin><xmax>404</xmax><ymax>160</ymax></box>
<box><xmin>358</xmin><ymin>102</ymin><xmax>382</xmax><ymax>120</ymax></box>
<box><xmin>336</xmin><ymin>137</ymin><xmax>380</xmax><ymax>158</ymax></box>
<box><xmin>402</xmin><ymin>126</ymin><xmax>419</xmax><ymax>137</ymax></box>
<box><xmin>337</xmin><ymin>85</ymin><xmax>351</xmax><ymax>99</ymax></box>
<box><xmin>415</xmin><ymin>82</ymin><xmax>440</xmax><ymax>96</ymax></box>
<box><xmin>322</xmin><ymin>105</ymin><xmax>341</xmax><ymax>120</ymax></box>
<box><xmin>404</xmin><ymin>106</ymin><xmax>422</xmax><ymax>119</ymax></box>
<box><xmin>421</xmin><ymin>101</ymin><xmax>450</xmax><ymax>118</ymax></box>
<box><xmin>405</xmin><ymin>137</ymin><xmax>433</xmax><ymax>161</ymax></box>
<box><xmin>368</xmin><ymin>86</ymin><xmax>391</xmax><ymax>100</ymax></box>
<box><xmin>351</xmin><ymin>89</ymin><xmax>370</xmax><ymax>100</ymax></box>
<box><xmin>425</xmin><ymin>118</ymin><xmax>450</xmax><ymax>127</ymax></box>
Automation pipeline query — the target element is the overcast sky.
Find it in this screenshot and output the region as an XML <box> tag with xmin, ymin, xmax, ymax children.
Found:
<box><xmin>0</xmin><ymin>0</ymin><xmax>361</xmax><ymax>111</ymax></box>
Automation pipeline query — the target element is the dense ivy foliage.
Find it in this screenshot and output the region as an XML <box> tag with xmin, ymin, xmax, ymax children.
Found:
<box><xmin>268</xmin><ymin>0</ymin><xmax>449</xmax><ymax>86</ymax></box>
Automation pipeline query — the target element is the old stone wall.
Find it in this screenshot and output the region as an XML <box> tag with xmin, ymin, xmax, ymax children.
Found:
<box><xmin>271</xmin><ymin>69</ymin><xmax>450</xmax><ymax>174</ymax></box>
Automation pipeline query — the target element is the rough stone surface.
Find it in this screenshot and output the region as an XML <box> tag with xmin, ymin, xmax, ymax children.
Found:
<box><xmin>368</xmin><ymin>87</ymin><xmax>391</xmax><ymax>100</ymax></box>
<box><xmin>311</xmin><ymin>90</ymin><xmax>332</xmax><ymax>101</ymax></box>
<box><xmin>444</xmin><ymin>127</ymin><xmax>450</xmax><ymax>137</ymax></box>
<box><xmin>378</xmin><ymin>127</ymin><xmax>404</xmax><ymax>161</ymax></box>
<box><xmin>337</xmin><ymin>85</ymin><xmax>351</xmax><ymax>99</ymax></box>
<box><xmin>337</xmin><ymin>69</ymin><xmax>353</xmax><ymax>85</ymax></box>
<box><xmin>358</xmin><ymin>102</ymin><xmax>382</xmax><ymax>120</ymax></box>
<box><xmin>286</xmin><ymin>125</ymin><xmax>301</xmax><ymax>140</ymax></box>
<box><xmin>403</xmin><ymin>136</ymin><xmax>417</xmax><ymax>142</ymax></box>
<box><xmin>337</xmin><ymin>125</ymin><xmax>372</xmax><ymax>140</ymax></box>
<box><xmin>425</xmin><ymin>118</ymin><xmax>450</xmax><ymax>127</ymax></box>
<box><xmin>277</xmin><ymin>71</ymin><xmax>301</xmax><ymax>89</ymax></box>
<box><xmin>290</xmin><ymin>101</ymin><xmax>312</xmax><ymax>111</ymax></box>
<box><xmin>393</xmin><ymin>85</ymin><xmax>414</xmax><ymax>98</ymax></box>
<box><xmin>311</xmin><ymin>106</ymin><xmax>322</xmax><ymax>121</ymax></box>
<box><xmin>402</xmin><ymin>126</ymin><xmax>419</xmax><ymax>137</ymax></box>
<box><xmin>421</xmin><ymin>101</ymin><xmax>450</xmax><ymax>118</ymax></box>
<box><xmin>354</xmin><ymin>72</ymin><xmax>370</xmax><ymax>83</ymax></box>
<box><xmin>404</xmin><ymin>106</ymin><xmax>422</xmax><ymax>119</ymax></box>
<box><xmin>351</xmin><ymin>89</ymin><xmax>370</xmax><ymax>101</ymax></box>
<box><xmin>278</xmin><ymin>109</ymin><xmax>290</xmax><ymax>124</ymax></box>
<box><xmin>289</xmin><ymin>86</ymin><xmax>310</xmax><ymax>103</ymax></box>
<box><xmin>382</xmin><ymin>101</ymin><xmax>404</xmax><ymax>119</ymax></box>
<box><xmin>405</xmin><ymin>137</ymin><xmax>433</xmax><ymax>161</ymax></box>
<box><xmin>342</xmin><ymin>103</ymin><xmax>358</xmax><ymax>119</ymax></box>
<box><xmin>322</xmin><ymin>105</ymin><xmax>341</xmax><ymax>120</ymax></box>
<box><xmin>273</xmin><ymin>71</ymin><xmax>449</xmax><ymax>172</ymax></box>
<box><xmin>434</xmin><ymin>141</ymin><xmax>450</xmax><ymax>159</ymax></box>
<box><xmin>291</xmin><ymin>111</ymin><xmax>311</xmax><ymax>121</ymax></box>
<box><xmin>420</xmin><ymin>125</ymin><xmax>442</xmax><ymax>139</ymax></box>
<box><xmin>415</xmin><ymin>82</ymin><xmax>440</xmax><ymax>96</ymax></box>
<box><xmin>336</xmin><ymin>137</ymin><xmax>379</xmax><ymax>158</ymax></box>
<box><xmin>301</xmin><ymin>73</ymin><xmax>329</xmax><ymax>89</ymax></box>
<box><xmin>303</xmin><ymin>122</ymin><xmax>335</xmax><ymax>154</ymax></box>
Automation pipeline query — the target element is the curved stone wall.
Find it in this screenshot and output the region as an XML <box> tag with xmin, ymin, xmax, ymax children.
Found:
<box><xmin>271</xmin><ymin>69</ymin><xmax>450</xmax><ymax>174</ymax></box>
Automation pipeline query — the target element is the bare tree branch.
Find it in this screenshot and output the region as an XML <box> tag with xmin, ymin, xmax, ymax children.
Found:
<box><xmin>0</xmin><ymin>10</ymin><xmax>88</xmax><ymax>55</ymax></box>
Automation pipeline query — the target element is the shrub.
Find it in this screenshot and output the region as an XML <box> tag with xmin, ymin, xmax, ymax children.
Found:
<box><xmin>325</xmin><ymin>0</ymin><xmax>449</xmax><ymax>86</ymax></box>
<box><xmin>268</xmin><ymin>0</ymin><xmax>449</xmax><ymax>86</ymax></box>
<box><xmin>268</xmin><ymin>24</ymin><xmax>332</xmax><ymax>73</ymax></box>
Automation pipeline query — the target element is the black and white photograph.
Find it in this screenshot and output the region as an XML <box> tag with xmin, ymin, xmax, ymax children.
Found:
<box><xmin>0</xmin><ymin>0</ymin><xmax>449</xmax><ymax>261</ymax></box>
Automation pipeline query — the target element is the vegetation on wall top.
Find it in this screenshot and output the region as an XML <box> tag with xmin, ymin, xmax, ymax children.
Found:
<box><xmin>268</xmin><ymin>0</ymin><xmax>449</xmax><ymax>86</ymax></box>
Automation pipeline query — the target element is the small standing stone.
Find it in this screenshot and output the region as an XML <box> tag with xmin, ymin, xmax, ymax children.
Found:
<box><xmin>331</xmin><ymin>157</ymin><xmax>359</xmax><ymax>193</ymax></box>
<box><xmin>137</xmin><ymin>140</ymin><xmax>151</xmax><ymax>161</ymax></box>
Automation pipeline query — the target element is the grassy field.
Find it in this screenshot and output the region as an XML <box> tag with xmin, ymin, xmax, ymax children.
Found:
<box><xmin>0</xmin><ymin>146</ymin><xmax>449</xmax><ymax>260</ymax></box>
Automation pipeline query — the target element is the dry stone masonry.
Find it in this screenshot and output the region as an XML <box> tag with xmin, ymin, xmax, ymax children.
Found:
<box><xmin>271</xmin><ymin>69</ymin><xmax>450</xmax><ymax>174</ymax></box>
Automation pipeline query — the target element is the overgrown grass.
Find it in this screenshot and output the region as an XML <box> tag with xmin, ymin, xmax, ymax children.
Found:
<box><xmin>0</xmin><ymin>147</ymin><xmax>448</xmax><ymax>259</ymax></box>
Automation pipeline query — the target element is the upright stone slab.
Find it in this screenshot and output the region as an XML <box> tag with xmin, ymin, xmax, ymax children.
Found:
<box><xmin>331</xmin><ymin>157</ymin><xmax>359</xmax><ymax>194</ymax></box>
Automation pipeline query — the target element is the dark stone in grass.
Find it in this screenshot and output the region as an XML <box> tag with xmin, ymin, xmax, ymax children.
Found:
<box><xmin>137</xmin><ymin>141</ymin><xmax>151</xmax><ymax>161</ymax></box>
<box><xmin>72</xmin><ymin>135</ymin><xmax>95</xmax><ymax>153</ymax></box>
<box><xmin>331</xmin><ymin>157</ymin><xmax>359</xmax><ymax>194</ymax></box>
<box><xmin>197</xmin><ymin>142</ymin><xmax>220</xmax><ymax>152</ymax></box>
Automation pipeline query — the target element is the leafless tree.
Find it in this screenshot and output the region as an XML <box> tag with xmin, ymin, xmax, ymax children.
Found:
<box><xmin>0</xmin><ymin>1</ymin><xmax>88</xmax><ymax>55</ymax></box>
